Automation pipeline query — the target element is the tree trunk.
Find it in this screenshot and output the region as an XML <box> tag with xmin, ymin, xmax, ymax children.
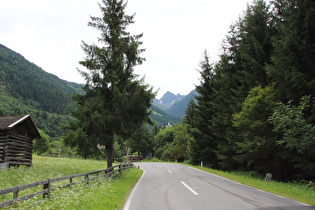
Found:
<box><xmin>106</xmin><ymin>139</ymin><xmax>114</xmax><ymax>168</ymax></box>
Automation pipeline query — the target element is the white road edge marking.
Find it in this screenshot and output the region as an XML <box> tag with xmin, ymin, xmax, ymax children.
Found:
<box><xmin>181</xmin><ymin>181</ymin><xmax>199</xmax><ymax>195</ymax></box>
<box><xmin>167</xmin><ymin>170</ymin><xmax>172</xmax><ymax>174</ymax></box>
<box><xmin>122</xmin><ymin>166</ymin><xmax>145</xmax><ymax>210</ymax></box>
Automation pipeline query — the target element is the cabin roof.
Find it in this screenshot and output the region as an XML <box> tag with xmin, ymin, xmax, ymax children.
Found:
<box><xmin>0</xmin><ymin>115</ymin><xmax>41</xmax><ymax>138</ymax></box>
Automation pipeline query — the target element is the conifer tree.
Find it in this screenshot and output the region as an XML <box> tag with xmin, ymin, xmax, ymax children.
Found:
<box><xmin>64</xmin><ymin>0</ymin><xmax>154</xmax><ymax>167</ymax></box>
<box><xmin>267</xmin><ymin>0</ymin><xmax>315</xmax><ymax>114</ymax></box>
<box><xmin>187</xmin><ymin>51</ymin><xmax>219</xmax><ymax>167</ymax></box>
<box><xmin>209</xmin><ymin>0</ymin><xmax>274</xmax><ymax>169</ymax></box>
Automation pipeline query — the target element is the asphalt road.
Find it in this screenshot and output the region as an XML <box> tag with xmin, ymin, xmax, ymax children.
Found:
<box><xmin>123</xmin><ymin>162</ymin><xmax>314</xmax><ymax>210</ymax></box>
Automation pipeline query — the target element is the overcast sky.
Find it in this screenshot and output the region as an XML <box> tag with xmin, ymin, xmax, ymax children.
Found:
<box><xmin>0</xmin><ymin>0</ymin><xmax>250</xmax><ymax>99</ymax></box>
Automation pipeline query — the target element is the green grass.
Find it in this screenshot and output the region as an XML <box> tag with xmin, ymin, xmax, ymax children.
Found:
<box><xmin>0</xmin><ymin>156</ymin><xmax>142</xmax><ymax>209</ymax></box>
<box><xmin>15</xmin><ymin>167</ymin><xmax>142</xmax><ymax>209</ymax></box>
<box><xmin>0</xmin><ymin>156</ymin><xmax>109</xmax><ymax>190</ymax></box>
<box><xmin>180</xmin><ymin>163</ymin><xmax>315</xmax><ymax>206</ymax></box>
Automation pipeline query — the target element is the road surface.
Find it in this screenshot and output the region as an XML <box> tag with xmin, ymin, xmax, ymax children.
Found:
<box><xmin>123</xmin><ymin>162</ymin><xmax>314</xmax><ymax>210</ymax></box>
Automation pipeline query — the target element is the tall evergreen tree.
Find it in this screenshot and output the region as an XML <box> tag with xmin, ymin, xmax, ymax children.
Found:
<box><xmin>64</xmin><ymin>0</ymin><xmax>154</xmax><ymax>167</ymax></box>
<box><xmin>209</xmin><ymin>0</ymin><xmax>274</xmax><ymax>169</ymax></box>
<box><xmin>187</xmin><ymin>51</ymin><xmax>219</xmax><ymax>167</ymax></box>
<box><xmin>267</xmin><ymin>0</ymin><xmax>315</xmax><ymax>110</ymax></box>
<box><xmin>185</xmin><ymin>98</ymin><xmax>200</xmax><ymax>164</ymax></box>
<box><xmin>265</xmin><ymin>0</ymin><xmax>315</xmax><ymax>179</ymax></box>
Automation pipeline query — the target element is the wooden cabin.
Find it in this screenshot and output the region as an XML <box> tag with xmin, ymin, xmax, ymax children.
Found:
<box><xmin>0</xmin><ymin>115</ymin><xmax>41</xmax><ymax>169</ymax></box>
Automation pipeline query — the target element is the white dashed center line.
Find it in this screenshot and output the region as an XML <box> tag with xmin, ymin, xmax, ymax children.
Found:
<box><xmin>181</xmin><ymin>181</ymin><xmax>199</xmax><ymax>195</ymax></box>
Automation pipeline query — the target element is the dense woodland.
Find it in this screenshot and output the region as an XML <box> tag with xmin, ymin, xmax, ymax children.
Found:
<box><xmin>165</xmin><ymin>0</ymin><xmax>315</xmax><ymax>181</ymax></box>
<box><xmin>117</xmin><ymin>0</ymin><xmax>315</xmax><ymax>182</ymax></box>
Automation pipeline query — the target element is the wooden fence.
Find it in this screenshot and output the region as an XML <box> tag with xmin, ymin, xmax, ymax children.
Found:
<box><xmin>0</xmin><ymin>162</ymin><xmax>134</xmax><ymax>209</ymax></box>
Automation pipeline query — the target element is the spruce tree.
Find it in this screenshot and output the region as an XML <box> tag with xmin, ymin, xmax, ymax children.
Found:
<box><xmin>267</xmin><ymin>0</ymin><xmax>315</xmax><ymax>109</ymax></box>
<box><xmin>265</xmin><ymin>1</ymin><xmax>315</xmax><ymax>179</ymax></box>
<box><xmin>187</xmin><ymin>51</ymin><xmax>219</xmax><ymax>167</ymax></box>
<box><xmin>209</xmin><ymin>0</ymin><xmax>274</xmax><ymax>169</ymax></box>
<box><xmin>64</xmin><ymin>0</ymin><xmax>154</xmax><ymax>167</ymax></box>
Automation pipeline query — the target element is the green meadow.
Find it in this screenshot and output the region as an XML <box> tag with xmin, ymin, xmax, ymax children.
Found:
<box><xmin>0</xmin><ymin>156</ymin><xmax>142</xmax><ymax>209</ymax></box>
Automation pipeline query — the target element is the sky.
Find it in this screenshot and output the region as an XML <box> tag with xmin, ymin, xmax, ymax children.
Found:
<box><xmin>0</xmin><ymin>0</ymin><xmax>250</xmax><ymax>99</ymax></box>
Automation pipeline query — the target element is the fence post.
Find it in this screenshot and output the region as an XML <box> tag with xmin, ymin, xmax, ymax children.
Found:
<box><xmin>43</xmin><ymin>179</ymin><xmax>51</xmax><ymax>199</ymax></box>
<box><xmin>85</xmin><ymin>174</ymin><xmax>89</xmax><ymax>185</ymax></box>
<box><xmin>119</xmin><ymin>164</ymin><xmax>122</xmax><ymax>173</ymax></box>
<box><xmin>13</xmin><ymin>190</ymin><xmax>19</xmax><ymax>199</ymax></box>
<box><xmin>12</xmin><ymin>189</ymin><xmax>19</xmax><ymax>208</ymax></box>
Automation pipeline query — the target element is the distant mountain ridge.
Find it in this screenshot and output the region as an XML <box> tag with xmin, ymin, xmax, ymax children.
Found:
<box><xmin>153</xmin><ymin>91</ymin><xmax>185</xmax><ymax>110</ymax></box>
<box><xmin>152</xmin><ymin>89</ymin><xmax>197</xmax><ymax>119</ymax></box>
<box><xmin>164</xmin><ymin>89</ymin><xmax>197</xmax><ymax>117</ymax></box>
<box><xmin>160</xmin><ymin>91</ymin><xmax>185</xmax><ymax>104</ymax></box>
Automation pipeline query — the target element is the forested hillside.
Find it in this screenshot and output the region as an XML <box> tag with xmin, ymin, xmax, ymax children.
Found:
<box><xmin>149</xmin><ymin>105</ymin><xmax>181</xmax><ymax>126</ymax></box>
<box><xmin>165</xmin><ymin>89</ymin><xmax>197</xmax><ymax>117</ymax></box>
<box><xmin>0</xmin><ymin>43</ymin><xmax>181</xmax><ymax>138</ymax></box>
<box><xmin>152</xmin><ymin>90</ymin><xmax>197</xmax><ymax>118</ymax></box>
<box><xmin>0</xmin><ymin>43</ymin><xmax>84</xmax><ymax>138</ymax></box>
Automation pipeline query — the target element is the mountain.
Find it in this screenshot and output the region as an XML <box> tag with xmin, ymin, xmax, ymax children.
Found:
<box><xmin>149</xmin><ymin>105</ymin><xmax>181</xmax><ymax>126</ymax></box>
<box><xmin>152</xmin><ymin>90</ymin><xmax>197</xmax><ymax>119</ymax></box>
<box><xmin>0</xmin><ymin>43</ymin><xmax>84</xmax><ymax>138</ymax></box>
<box><xmin>160</xmin><ymin>91</ymin><xmax>185</xmax><ymax>104</ymax></box>
<box><xmin>164</xmin><ymin>89</ymin><xmax>197</xmax><ymax>117</ymax></box>
<box><xmin>153</xmin><ymin>91</ymin><xmax>185</xmax><ymax>110</ymax></box>
<box><xmin>0</xmin><ymin>43</ymin><xmax>181</xmax><ymax>137</ymax></box>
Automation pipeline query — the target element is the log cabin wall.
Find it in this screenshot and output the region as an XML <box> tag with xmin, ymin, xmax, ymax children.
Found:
<box><xmin>5</xmin><ymin>132</ymin><xmax>33</xmax><ymax>166</ymax></box>
<box><xmin>0</xmin><ymin>115</ymin><xmax>39</xmax><ymax>168</ymax></box>
<box><xmin>0</xmin><ymin>131</ymin><xmax>6</xmax><ymax>164</ymax></box>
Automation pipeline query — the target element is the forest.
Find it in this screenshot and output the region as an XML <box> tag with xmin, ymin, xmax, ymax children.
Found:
<box><xmin>155</xmin><ymin>0</ymin><xmax>315</xmax><ymax>181</ymax></box>
<box><xmin>69</xmin><ymin>0</ymin><xmax>314</xmax><ymax>182</ymax></box>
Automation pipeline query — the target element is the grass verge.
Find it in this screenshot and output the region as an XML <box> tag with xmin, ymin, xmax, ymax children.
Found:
<box><xmin>0</xmin><ymin>156</ymin><xmax>110</xmax><ymax>190</ymax></box>
<box><xmin>180</xmin><ymin>163</ymin><xmax>315</xmax><ymax>206</ymax></box>
<box><xmin>0</xmin><ymin>156</ymin><xmax>142</xmax><ymax>209</ymax></box>
<box><xmin>13</xmin><ymin>167</ymin><xmax>142</xmax><ymax>209</ymax></box>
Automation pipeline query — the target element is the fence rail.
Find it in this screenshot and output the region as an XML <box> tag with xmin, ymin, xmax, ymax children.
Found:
<box><xmin>0</xmin><ymin>162</ymin><xmax>134</xmax><ymax>209</ymax></box>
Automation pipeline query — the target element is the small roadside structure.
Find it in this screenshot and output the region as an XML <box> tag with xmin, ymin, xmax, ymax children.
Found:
<box><xmin>127</xmin><ymin>155</ymin><xmax>143</xmax><ymax>162</ymax></box>
<box><xmin>0</xmin><ymin>115</ymin><xmax>41</xmax><ymax>169</ymax></box>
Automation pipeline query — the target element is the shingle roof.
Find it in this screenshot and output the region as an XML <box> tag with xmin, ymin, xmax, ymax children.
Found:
<box><xmin>0</xmin><ymin>115</ymin><xmax>41</xmax><ymax>138</ymax></box>
<box><xmin>0</xmin><ymin>116</ymin><xmax>26</xmax><ymax>129</ymax></box>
